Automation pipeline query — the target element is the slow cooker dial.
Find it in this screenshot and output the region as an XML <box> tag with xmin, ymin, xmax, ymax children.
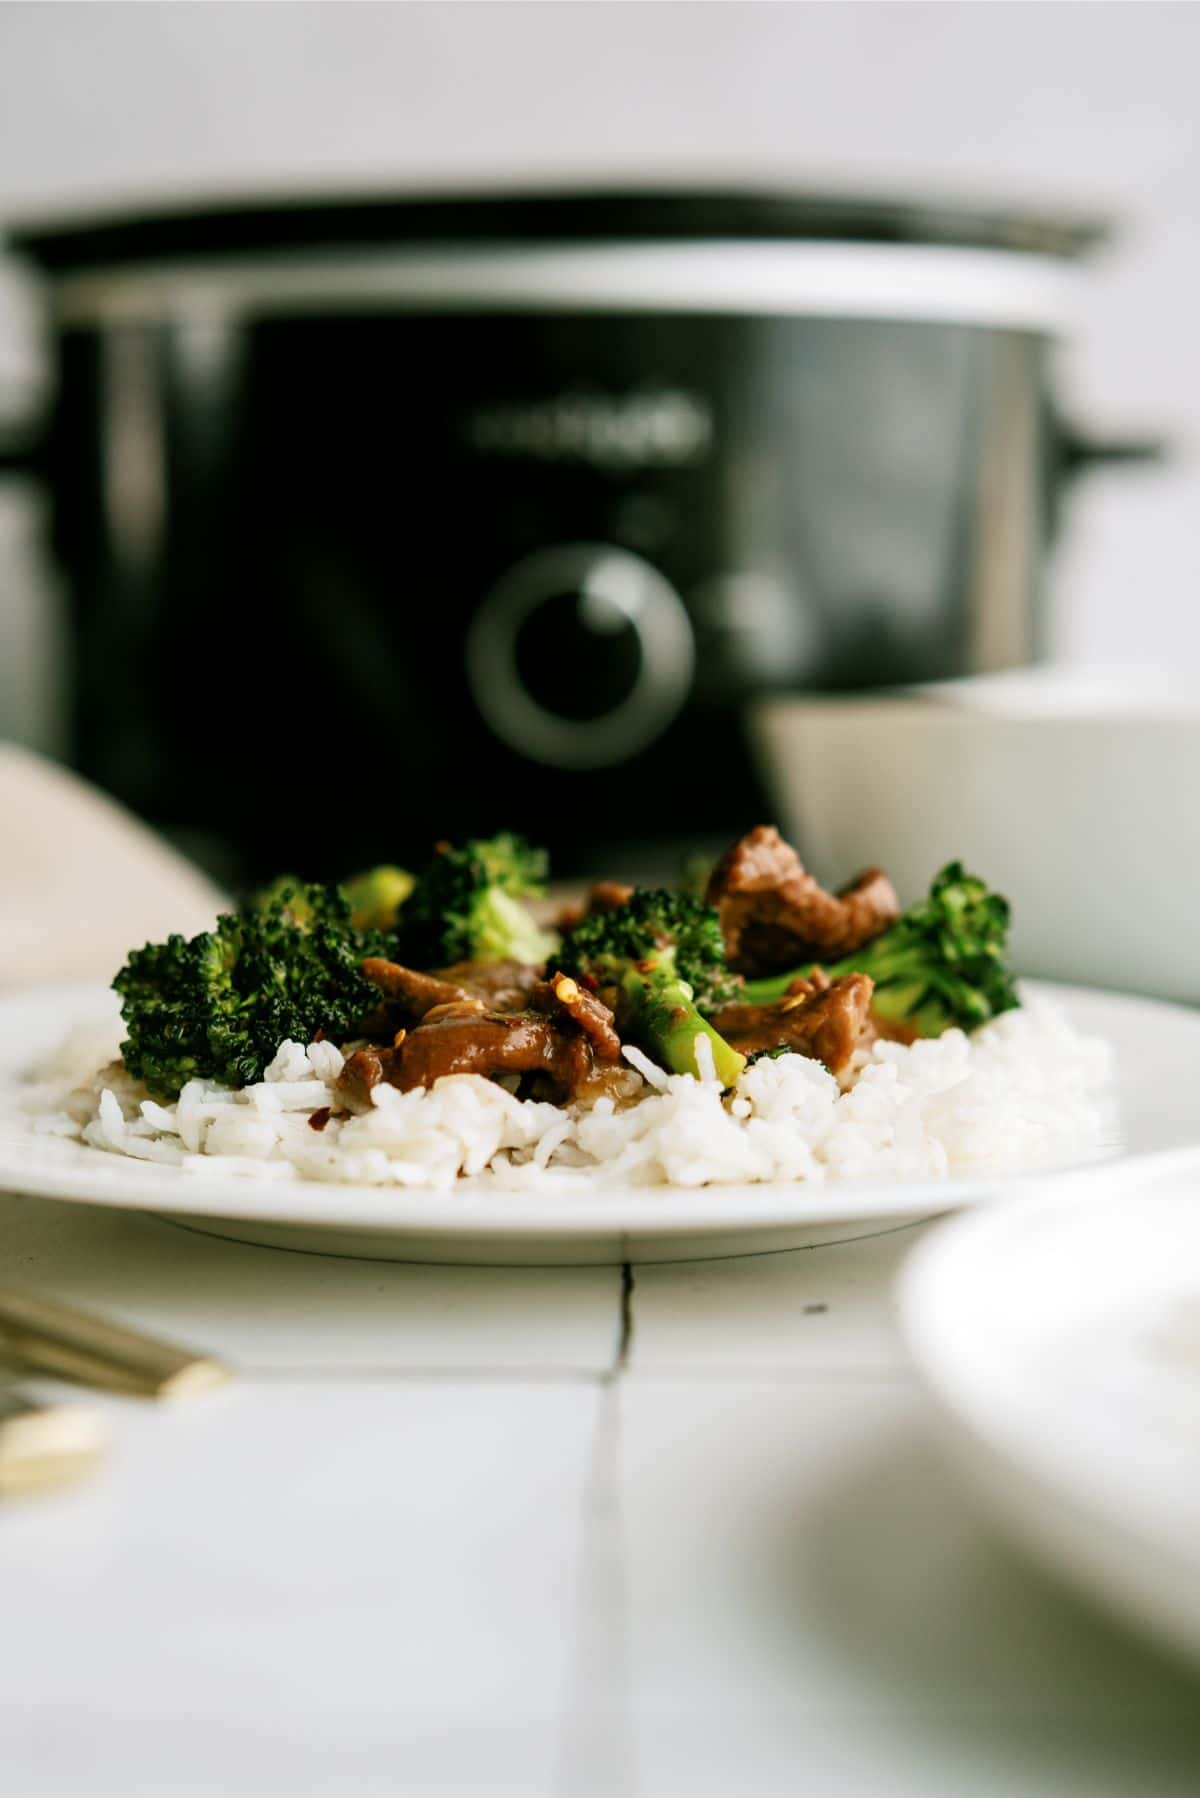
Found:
<box><xmin>465</xmin><ymin>544</ymin><xmax>695</xmax><ymax>770</ymax></box>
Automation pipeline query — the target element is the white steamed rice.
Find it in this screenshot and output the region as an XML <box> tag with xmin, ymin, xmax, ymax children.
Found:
<box><xmin>20</xmin><ymin>993</ymin><xmax>1113</xmax><ymax>1190</ymax></box>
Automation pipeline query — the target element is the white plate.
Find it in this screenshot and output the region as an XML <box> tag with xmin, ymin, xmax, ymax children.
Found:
<box><xmin>899</xmin><ymin>1173</ymin><xmax>1200</xmax><ymax>1668</ymax></box>
<box><xmin>0</xmin><ymin>979</ymin><xmax>1197</xmax><ymax>1265</ymax></box>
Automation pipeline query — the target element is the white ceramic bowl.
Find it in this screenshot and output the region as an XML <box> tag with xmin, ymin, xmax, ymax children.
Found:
<box><xmin>752</xmin><ymin>677</ymin><xmax>1200</xmax><ymax>1003</ymax></box>
<box><xmin>898</xmin><ymin>1172</ymin><xmax>1200</xmax><ymax>1669</ymax></box>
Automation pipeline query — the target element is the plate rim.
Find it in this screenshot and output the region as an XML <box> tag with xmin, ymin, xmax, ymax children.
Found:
<box><xmin>1</xmin><ymin>976</ymin><xmax>1197</xmax><ymax>1241</ymax></box>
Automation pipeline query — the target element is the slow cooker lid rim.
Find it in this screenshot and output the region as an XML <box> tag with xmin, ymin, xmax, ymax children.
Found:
<box><xmin>43</xmin><ymin>239</ymin><xmax>1083</xmax><ymax>334</ymax></box>
<box><xmin>7</xmin><ymin>186</ymin><xmax>1109</xmax><ymax>272</ymax></box>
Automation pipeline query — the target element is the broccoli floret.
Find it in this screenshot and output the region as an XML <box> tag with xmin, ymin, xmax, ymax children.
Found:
<box><xmin>561</xmin><ymin>889</ymin><xmax>740</xmax><ymax>1012</ymax></box>
<box><xmin>340</xmin><ymin>865</ymin><xmax>414</xmax><ymax>933</ymax></box>
<box><xmin>241</xmin><ymin>874</ymin><xmax>323</xmax><ymax>928</ymax></box>
<box><xmin>113</xmin><ymin>880</ymin><xmax>384</xmax><ymax>1097</ymax></box>
<box><xmin>252</xmin><ymin>865</ymin><xmax>413</xmax><ymax>934</ymax></box>
<box><xmin>557</xmin><ymin>890</ymin><xmax>746</xmax><ymax>1086</ymax></box>
<box><xmin>396</xmin><ymin>833</ymin><xmax>558</xmax><ymax>968</ymax></box>
<box><xmin>738</xmin><ymin>863</ymin><xmax>1019</xmax><ymax>1036</ymax></box>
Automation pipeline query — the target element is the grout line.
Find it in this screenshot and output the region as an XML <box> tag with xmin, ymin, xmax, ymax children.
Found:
<box><xmin>556</xmin><ymin>1376</ymin><xmax>635</xmax><ymax>1795</ymax></box>
<box><xmin>235</xmin><ymin>1363</ymin><xmax>609</xmax><ymax>1385</ymax></box>
<box><xmin>222</xmin><ymin>1360</ymin><xmax>911</xmax><ymax>1388</ymax></box>
<box><xmin>613</xmin><ymin>1363</ymin><xmax>914</xmax><ymax>1385</ymax></box>
<box><xmin>555</xmin><ymin>1260</ymin><xmax>638</xmax><ymax>1795</ymax></box>
<box><xmin>613</xmin><ymin>1261</ymin><xmax>635</xmax><ymax>1378</ymax></box>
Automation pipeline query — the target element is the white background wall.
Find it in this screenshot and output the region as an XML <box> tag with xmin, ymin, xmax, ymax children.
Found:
<box><xmin>1</xmin><ymin>1</ymin><xmax>1198</xmax><ymax>745</ymax></box>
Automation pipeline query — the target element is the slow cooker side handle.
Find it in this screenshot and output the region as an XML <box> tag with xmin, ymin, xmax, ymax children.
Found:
<box><xmin>1042</xmin><ymin>412</ymin><xmax>1168</xmax><ymax>544</ymax></box>
<box><xmin>1055</xmin><ymin>421</ymin><xmax>1168</xmax><ymax>477</ymax></box>
<box><xmin>0</xmin><ymin>415</ymin><xmax>46</xmax><ymax>477</ymax></box>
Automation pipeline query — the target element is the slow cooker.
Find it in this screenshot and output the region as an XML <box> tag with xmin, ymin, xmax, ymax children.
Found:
<box><xmin>1</xmin><ymin>189</ymin><xmax>1158</xmax><ymax>879</ymax></box>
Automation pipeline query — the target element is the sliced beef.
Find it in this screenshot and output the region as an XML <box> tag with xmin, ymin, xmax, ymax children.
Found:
<box><xmin>336</xmin><ymin>976</ymin><xmax>623</xmax><ymax>1106</ymax></box>
<box><xmin>337</xmin><ymin>1044</ymin><xmax>392</xmax><ymax>1111</ymax></box>
<box><xmin>355</xmin><ymin>957</ymin><xmax>539</xmax><ymax>1040</ymax></box>
<box><xmin>531</xmin><ymin>972</ymin><xmax>623</xmax><ymax>1061</ymax></box>
<box><xmin>434</xmin><ymin>959</ymin><xmax>541</xmax><ymax>1013</ymax></box>
<box><xmin>710</xmin><ymin>969</ymin><xmax>875</xmax><ymax>1077</ymax></box>
<box><xmin>706</xmin><ymin>825</ymin><xmax>898</xmax><ymax>976</ymax></box>
<box><xmin>387</xmin><ymin>1008</ymin><xmax>570</xmax><ymax>1092</ymax></box>
<box><xmin>359</xmin><ymin>959</ymin><xmax>475</xmax><ymax>1016</ymax></box>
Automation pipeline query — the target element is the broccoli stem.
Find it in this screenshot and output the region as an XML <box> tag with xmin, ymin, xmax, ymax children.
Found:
<box><xmin>475</xmin><ymin>887</ymin><xmax>559</xmax><ymax>967</ymax></box>
<box><xmin>620</xmin><ymin>963</ymin><xmax>746</xmax><ymax>1087</ymax></box>
<box><xmin>739</xmin><ymin>964</ymin><xmax>819</xmax><ymax>1008</ymax></box>
<box><xmin>742</xmin><ymin>953</ymin><xmax>924</xmax><ymax>1009</ymax></box>
<box><xmin>741</xmin><ymin>957</ymin><xmax>969</xmax><ymax>1033</ymax></box>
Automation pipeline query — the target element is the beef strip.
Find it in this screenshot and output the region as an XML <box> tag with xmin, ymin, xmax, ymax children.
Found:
<box><xmin>336</xmin><ymin>1045</ymin><xmax>391</xmax><ymax>1111</ymax></box>
<box><xmin>530</xmin><ymin>973</ymin><xmax>623</xmax><ymax>1061</ymax></box>
<box><xmin>336</xmin><ymin>974</ymin><xmax>623</xmax><ymax>1108</ymax></box>
<box><xmin>359</xmin><ymin>959</ymin><xmax>475</xmax><ymax>1016</ymax></box>
<box><xmin>710</xmin><ymin>969</ymin><xmax>875</xmax><ymax>1077</ymax></box>
<box><xmin>706</xmin><ymin>825</ymin><xmax>898</xmax><ymax>976</ymax></box>
<box><xmin>434</xmin><ymin>959</ymin><xmax>541</xmax><ymax>1012</ymax></box>
<box><xmin>355</xmin><ymin>957</ymin><xmax>539</xmax><ymax>1041</ymax></box>
<box><xmin>353</xmin><ymin>959</ymin><xmax>476</xmax><ymax>1042</ymax></box>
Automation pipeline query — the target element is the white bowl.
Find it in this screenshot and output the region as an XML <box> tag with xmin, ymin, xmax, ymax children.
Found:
<box><xmin>897</xmin><ymin>1173</ymin><xmax>1200</xmax><ymax>1669</ymax></box>
<box><xmin>752</xmin><ymin>680</ymin><xmax>1200</xmax><ymax>1003</ymax></box>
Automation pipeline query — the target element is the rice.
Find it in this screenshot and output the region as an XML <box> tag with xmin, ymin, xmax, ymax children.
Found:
<box><xmin>19</xmin><ymin>993</ymin><xmax>1114</xmax><ymax>1191</ymax></box>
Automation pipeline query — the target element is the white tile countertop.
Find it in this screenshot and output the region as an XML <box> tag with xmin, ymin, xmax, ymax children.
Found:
<box><xmin>3</xmin><ymin>1193</ymin><xmax>1200</xmax><ymax>1798</ymax></box>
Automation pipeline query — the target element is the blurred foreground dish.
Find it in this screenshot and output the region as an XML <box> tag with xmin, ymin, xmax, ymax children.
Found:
<box><xmin>0</xmin><ymin>746</ymin><xmax>224</xmax><ymax>989</ymax></box>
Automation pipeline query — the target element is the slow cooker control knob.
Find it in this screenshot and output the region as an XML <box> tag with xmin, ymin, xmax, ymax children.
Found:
<box><xmin>465</xmin><ymin>544</ymin><xmax>695</xmax><ymax>770</ymax></box>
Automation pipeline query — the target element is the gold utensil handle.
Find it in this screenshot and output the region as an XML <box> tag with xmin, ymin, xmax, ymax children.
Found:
<box><xmin>0</xmin><ymin>1388</ymin><xmax>107</xmax><ymax>1496</ymax></box>
<box><xmin>0</xmin><ymin>1289</ymin><xmax>231</xmax><ymax>1399</ymax></box>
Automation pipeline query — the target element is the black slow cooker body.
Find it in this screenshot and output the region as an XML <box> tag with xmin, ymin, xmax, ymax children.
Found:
<box><xmin>8</xmin><ymin>191</ymin><xmax>1127</xmax><ymax>880</ymax></box>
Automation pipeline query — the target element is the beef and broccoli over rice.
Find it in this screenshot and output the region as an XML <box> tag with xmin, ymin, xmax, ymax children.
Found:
<box><xmin>28</xmin><ymin>827</ymin><xmax>1111</xmax><ymax>1190</ymax></box>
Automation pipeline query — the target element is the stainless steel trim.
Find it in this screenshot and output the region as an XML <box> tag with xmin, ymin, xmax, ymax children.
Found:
<box><xmin>49</xmin><ymin>240</ymin><xmax>1080</xmax><ymax>332</ymax></box>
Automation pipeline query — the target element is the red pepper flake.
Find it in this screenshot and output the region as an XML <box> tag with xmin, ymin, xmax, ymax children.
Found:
<box><xmin>308</xmin><ymin>1106</ymin><xmax>332</xmax><ymax>1133</ymax></box>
